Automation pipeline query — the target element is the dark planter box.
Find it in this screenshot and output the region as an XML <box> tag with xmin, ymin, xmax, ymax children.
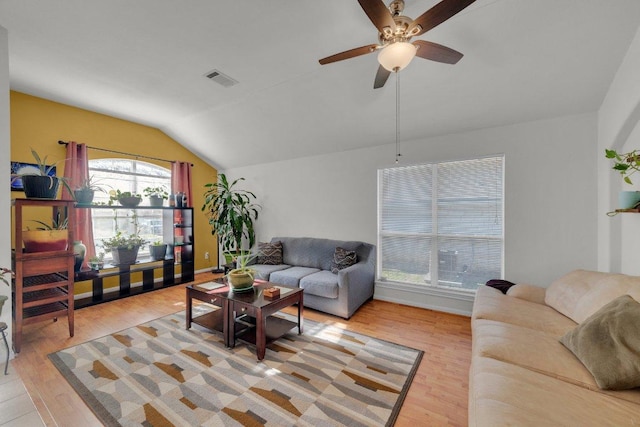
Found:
<box><xmin>22</xmin><ymin>175</ymin><xmax>60</xmax><ymax>199</ymax></box>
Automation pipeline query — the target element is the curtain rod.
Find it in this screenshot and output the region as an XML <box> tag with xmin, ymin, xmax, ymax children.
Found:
<box><xmin>58</xmin><ymin>140</ymin><xmax>193</xmax><ymax>166</ymax></box>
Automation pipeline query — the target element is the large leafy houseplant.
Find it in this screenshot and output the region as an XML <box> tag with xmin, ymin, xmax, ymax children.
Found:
<box><xmin>202</xmin><ymin>174</ymin><xmax>260</xmax><ymax>261</ymax></box>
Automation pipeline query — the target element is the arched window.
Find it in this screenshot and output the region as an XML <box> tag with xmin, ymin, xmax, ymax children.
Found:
<box><xmin>89</xmin><ymin>159</ymin><xmax>171</xmax><ymax>261</ymax></box>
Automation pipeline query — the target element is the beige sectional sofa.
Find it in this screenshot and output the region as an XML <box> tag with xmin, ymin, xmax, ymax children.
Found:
<box><xmin>470</xmin><ymin>269</ymin><xmax>640</xmax><ymax>426</ymax></box>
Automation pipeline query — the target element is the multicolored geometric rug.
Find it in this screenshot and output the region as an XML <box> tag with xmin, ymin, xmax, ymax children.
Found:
<box><xmin>48</xmin><ymin>309</ymin><xmax>423</xmax><ymax>426</ymax></box>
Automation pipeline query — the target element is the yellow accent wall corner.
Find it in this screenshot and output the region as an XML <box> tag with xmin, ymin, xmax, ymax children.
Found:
<box><xmin>10</xmin><ymin>91</ymin><xmax>220</xmax><ymax>295</ymax></box>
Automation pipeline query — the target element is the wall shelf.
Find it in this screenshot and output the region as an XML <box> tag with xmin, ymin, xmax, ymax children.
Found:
<box><xmin>73</xmin><ymin>205</ymin><xmax>194</xmax><ymax>308</ymax></box>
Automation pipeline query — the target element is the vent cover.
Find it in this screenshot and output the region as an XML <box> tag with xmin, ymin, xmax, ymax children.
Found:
<box><xmin>204</xmin><ymin>69</ymin><xmax>239</xmax><ymax>88</ymax></box>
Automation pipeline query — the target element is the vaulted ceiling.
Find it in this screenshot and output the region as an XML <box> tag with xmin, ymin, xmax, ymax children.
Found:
<box><xmin>1</xmin><ymin>1</ymin><xmax>640</xmax><ymax>169</ymax></box>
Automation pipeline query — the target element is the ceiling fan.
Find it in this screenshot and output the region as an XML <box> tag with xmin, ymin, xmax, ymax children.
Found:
<box><xmin>319</xmin><ymin>0</ymin><xmax>476</xmax><ymax>89</ymax></box>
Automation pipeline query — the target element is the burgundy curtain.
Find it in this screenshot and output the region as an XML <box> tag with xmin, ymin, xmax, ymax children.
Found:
<box><xmin>63</xmin><ymin>142</ymin><xmax>96</xmax><ymax>268</ymax></box>
<box><xmin>171</xmin><ymin>162</ymin><xmax>193</xmax><ymax>207</ymax></box>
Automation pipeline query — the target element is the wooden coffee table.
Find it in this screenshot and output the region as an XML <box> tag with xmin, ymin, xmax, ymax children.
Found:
<box><xmin>186</xmin><ymin>281</ymin><xmax>303</xmax><ymax>360</ymax></box>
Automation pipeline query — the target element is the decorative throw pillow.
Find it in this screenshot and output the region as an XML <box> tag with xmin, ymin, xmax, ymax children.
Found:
<box><xmin>485</xmin><ymin>279</ymin><xmax>517</xmax><ymax>294</ymax></box>
<box><xmin>559</xmin><ymin>294</ymin><xmax>640</xmax><ymax>390</ymax></box>
<box><xmin>331</xmin><ymin>247</ymin><xmax>357</xmax><ymax>274</ymax></box>
<box><xmin>256</xmin><ymin>241</ymin><xmax>283</xmax><ymax>265</ymax></box>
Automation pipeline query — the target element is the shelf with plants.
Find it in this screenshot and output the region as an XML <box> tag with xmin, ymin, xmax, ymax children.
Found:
<box><xmin>11</xmin><ymin>198</ymin><xmax>76</xmax><ymax>353</ymax></box>
<box><xmin>73</xmin><ymin>205</ymin><xmax>194</xmax><ymax>308</ymax></box>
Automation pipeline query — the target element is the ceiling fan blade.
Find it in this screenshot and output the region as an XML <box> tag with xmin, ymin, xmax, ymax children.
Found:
<box><xmin>373</xmin><ymin>65</ymin><xmax>391</xmax><ymax>89</ymax></box>
<box><xmin>357</xmin><ymin>0</ymin><xmax>396</xmax><ymax>35</ymax></box>
<box><xmin>319</xmin><ymin>44</ymin><xmax>378</xmax><ymax>65</ymax></box>
<box><xmin>407</xmin><ymin>0</ymin><xmax>476</xmax><ymax>37</ymax></box>
<box><xmin>413</xmin><ymin>40</ymin><xmax>463</xmax><ymax>64</ymax></box>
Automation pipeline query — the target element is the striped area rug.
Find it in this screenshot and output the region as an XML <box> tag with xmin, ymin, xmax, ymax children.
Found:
<box><xmin>48</xmin><ymin>309</ymin><xmax>423</xmax><ymax>426</ymax></box>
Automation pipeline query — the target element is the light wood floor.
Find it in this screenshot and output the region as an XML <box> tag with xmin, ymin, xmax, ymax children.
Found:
<box><xmin>9</xmin><ymin>272</ymin><xmax>472</xmax><ymax>427</ymax></box>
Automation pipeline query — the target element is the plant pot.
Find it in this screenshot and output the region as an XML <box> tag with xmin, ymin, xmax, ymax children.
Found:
<box><xmin>150</xmin><ymin>244</ymin><xmax>167</xmax><ymax>261</ymax></box>
<box><xmin>74</xmin><ymin>189</ymin><xmax>95</xmax><ymax>205</ymax></box>
<box><xmin>118</xmin><ymin>196</ymin><xmax>142</xmax><ymax>208</ymax></box>
<box><xmin>22</xmin><ymin>229</ymin><xmax>68</xmax><ymax>252</ymax></box>
<box><xmin>227</xmin><ymin>268</ymin><xmax>255</xmax><ymax>291</ymax></box>
<box><xmin>149</xmin><ymin>195</ymin><xmax>164</xmax><ymax>207</ymax></box>
<box><xmin>111</xmin><ymin>246</ymin><xmax>140</xmax><ymax>265</ymax></box>
<box><xmin>22</xmin><ymin>175</ymin><xmax>60</xmax><ymax>199</ymax></box>
<box><xmin>619</xmin><ymin>191</ymin><xmax>640</xmax><ymax>209</ymax></box>
<box><xmin>89</xmin><ymin>261</ymin><xmax>104</xmax><ymax>271</ymax></box>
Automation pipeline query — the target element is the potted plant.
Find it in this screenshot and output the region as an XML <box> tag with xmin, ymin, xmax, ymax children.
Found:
<box><xmin>202</xmin><ymin>174</ymin><xmax>261</xmax><ymax>263</ymax></box>
<box><xmin>101</xmin><ymin>231</ymin><xmax>148</xmax><ymax>265</ymax></box>
<box><xmin>88</xmin><ymin>253</ymin><xmax>105</xmax><ymax>270</ymax></box>
<box><xmin>12</xmin><ymin>148</ymin><xmax>73</xmax><ymax>199</ymax></box>
<box><xmin>74</xmin><ymin>175</ymin><xmax>108</xmax><ymax>205</ymax></box>
<box><xmin>605</xmin><ymin>148</ymin><xmax>640</xmax><ymax>209</ymax></box>
<box><xmin>108</xmin><ymin>189</ymin><xmax>142</xmax><ymax>208</ymax></box>
<box><xmin>22</xmin><ymin>214</ymin><xmax>69</xmax><ymax>252</ymax></box>
<box><xmin>227</xmin><ymin>252</ymin><xmax>258</xmax><ymax>291</ymax></box>
<box><xmin>150</xmin><ymin>240</ymin><xmax>168</xmax><ymax>261</ymax></box>
<box><xmin>143</xmin><ymin>186</ymin><xmax>169</xmax><ymax>207</ymax></box>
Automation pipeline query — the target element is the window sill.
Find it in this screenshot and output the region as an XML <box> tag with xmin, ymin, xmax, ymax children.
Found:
<box><xmin>374</xmin><ymin>280</ymin><xmax>475</xmax><ymax>316</ymax></box>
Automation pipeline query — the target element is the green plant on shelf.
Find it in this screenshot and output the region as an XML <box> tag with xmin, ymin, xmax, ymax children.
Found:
<box><xmin>606</xmin><ymin>148</ymin><xmax>640</xmax><ymax>185</ymax></box>
<box><xmin>143</xmin><ymin>186</ymin><xmax>169</xmax><ymax>200</ymax></box>
<box><xmin>108</xmin><ymin>189</ymin><xmax>142</xmax><ymax>206</ymax></box>
<box><xmin>100</xmin><ymin>231</ymin><xmax>148</xmax><ymax>251</ymax></box>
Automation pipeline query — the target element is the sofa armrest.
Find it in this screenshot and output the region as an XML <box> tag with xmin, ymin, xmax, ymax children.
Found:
<box><xmin>506</xmin><ymin>283</ymin><xmax>546</xmax><ymax>305</ymax></box>
<box><xmin>337</xmin><ymin>262</ymin><xmax>375</xmax><ymax>314</ymax></box>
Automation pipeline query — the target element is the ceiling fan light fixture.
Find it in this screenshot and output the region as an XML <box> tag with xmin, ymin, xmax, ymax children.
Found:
<box><xmin>377</xmin><ymin>42</ymin><xmax>417</xmax><ymax>72</ymax></box>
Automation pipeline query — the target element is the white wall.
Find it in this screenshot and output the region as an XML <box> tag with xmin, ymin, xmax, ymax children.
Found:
<box><xmin>598</xmin><ymin>25</ymin><xmax>640</xmax><ymax>275</ymax></box>
<box><xmin>0</xmin><ymin>26</ymin><xmax>12</xmax><ymax>355</ymax></box>
<box><xmin>226</xmin><ymin>113</ymin><xmax>598</xmax><ymax>315</ymax></box>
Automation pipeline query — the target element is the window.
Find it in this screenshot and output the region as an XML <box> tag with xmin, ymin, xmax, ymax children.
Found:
<box><xmin>89</xmin><ymin>159</ymin><xmax>171</xmax><ymax>260</ymax></box>
<box><xmin>378</xmin><ymin>156</ymin><xmax>504</xmax><ymax>292</ymax></box>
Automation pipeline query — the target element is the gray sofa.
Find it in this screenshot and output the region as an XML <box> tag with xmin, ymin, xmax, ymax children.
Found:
<box><xmin>249</xmin><ymin>237</ymin><xmax>376</xmax><ymax>319</ymax></box>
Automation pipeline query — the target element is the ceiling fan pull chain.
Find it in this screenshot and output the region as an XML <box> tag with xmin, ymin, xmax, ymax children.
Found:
<box><xmin>395</xmin><ymin>71</ymin><xmax>402</xmax><ymax>164</ymax></box>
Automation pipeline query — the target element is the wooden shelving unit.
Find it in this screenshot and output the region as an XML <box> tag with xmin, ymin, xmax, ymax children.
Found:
<box><xmin>12</xmin><ymin>198</ymin><xmax>75</xmax><ymax>353</ymax></box>
<box><xmin>73</xmin><ymin>205</ymin><xmax>194</xmax><ymax>308</ymax></box>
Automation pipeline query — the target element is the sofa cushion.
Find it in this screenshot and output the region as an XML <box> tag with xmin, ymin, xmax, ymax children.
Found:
<box><xmin>560</xmin><ymin>295</ymin><xmax>640</xmax><ymax>390</ymax></box>
<box><xmin>251</xmin><ymin>264</ymin><xmax>290</xmax><ymax>281</ymax></box>
<box><xmin>330</xmin><ymin>247</ymin><xmax>357</xmax><ymax>274</ymax></box>
<box><xmin>269</xmin><ymin>266</ymin><xmax>320</xmax><ymax>287</ymax></box>
<box><xmin>473</xmin><ymin>319</ymin><xmax>597</xmax><ymax>388</ymax></box>
<box><xmin>256</xmin><ymin>241</ymin><xmax>283</xmax><ymax>265</ymax></box>
<box><xmin>272</xmin><ymin>237</ymin><xmax>364</xmax><ymax>271</ymax></box>
<box><xmin>469</xmin><ymin>357</ymin><xmax>640</xmax><ymax>427</ymax></box>
<box><xmin>545</xmin><ymin>269</ymin><xmax>640</xmax><ymax>323</ymax></box>
<box><xmin>506</xmin><ymin>283</ymin><xmax>547</xmax><ymax>305</ymax></box>
<box><xmin>473</xmin><ymin>285</ymin><xmax>577</xmax><ymax>336</ymax></box>
<box><xmin>300</xmin><ymin>270</ymin><xmax>339</xmax><ymax>299</ymax></box>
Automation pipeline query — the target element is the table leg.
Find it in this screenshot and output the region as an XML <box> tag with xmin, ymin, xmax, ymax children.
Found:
<box><xmin>298</xmin><ymin>292</ymin><xmax>304</xmax><ymax>335</ymax></box>
<box><xmin>256</xmin><ymin>309</ymin><xmax>266</xmax><ymax>360</ymax></box>
<box><xmin>185</xmin><ymin>289</ymin><xmax>192</xmax><ymax>329</ymax></box>
<box><xmin>227</xmin><ymin>302</ymin><xmax>236</xmax><ymax>349</ymax></box>
<box><xmin>223</xmin><ymin>299</ymin><xmax>230</xmax><ymax>348</ymax></box>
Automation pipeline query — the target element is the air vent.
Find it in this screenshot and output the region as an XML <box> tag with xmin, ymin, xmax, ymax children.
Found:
<box><xmin>204</xmin><ymin>69</ymin><xmax>239</xmax><ymax>88</ymax></box>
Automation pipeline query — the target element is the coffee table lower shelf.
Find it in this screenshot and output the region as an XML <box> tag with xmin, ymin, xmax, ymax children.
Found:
<box><xmin>191</xmin><ymin>309</ymin><xmax>225</xmax><ymax>334</ymax></box>
<box><xmin>233</xmin><ymin>314</ymin><xmax>298</xmax><ymax>346</ymax></box>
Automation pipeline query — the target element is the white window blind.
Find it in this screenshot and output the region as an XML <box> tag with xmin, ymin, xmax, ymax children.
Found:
<box><xmin>378</xmin><ymin>156</ymin><xmax>504</xmax><ymax>292</ymax></box>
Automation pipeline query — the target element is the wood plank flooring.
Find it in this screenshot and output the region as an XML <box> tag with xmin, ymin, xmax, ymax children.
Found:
<box><xmin>8</xmin><ymin>272</ymin><xmax>472</xmax><ymax>426</ymax></box>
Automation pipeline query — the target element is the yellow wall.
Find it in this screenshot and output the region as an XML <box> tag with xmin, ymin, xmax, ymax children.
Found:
<box><xmin>10</xmin><ymin>91</ymin><xmax>220</xmax><ymax>294</ymax></box>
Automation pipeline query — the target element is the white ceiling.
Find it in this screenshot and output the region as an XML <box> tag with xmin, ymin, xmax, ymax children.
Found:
<box><xmin>1</xmin><ymin>0</ymin><xmax>640</xmax><ymax>169</ymax></box>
